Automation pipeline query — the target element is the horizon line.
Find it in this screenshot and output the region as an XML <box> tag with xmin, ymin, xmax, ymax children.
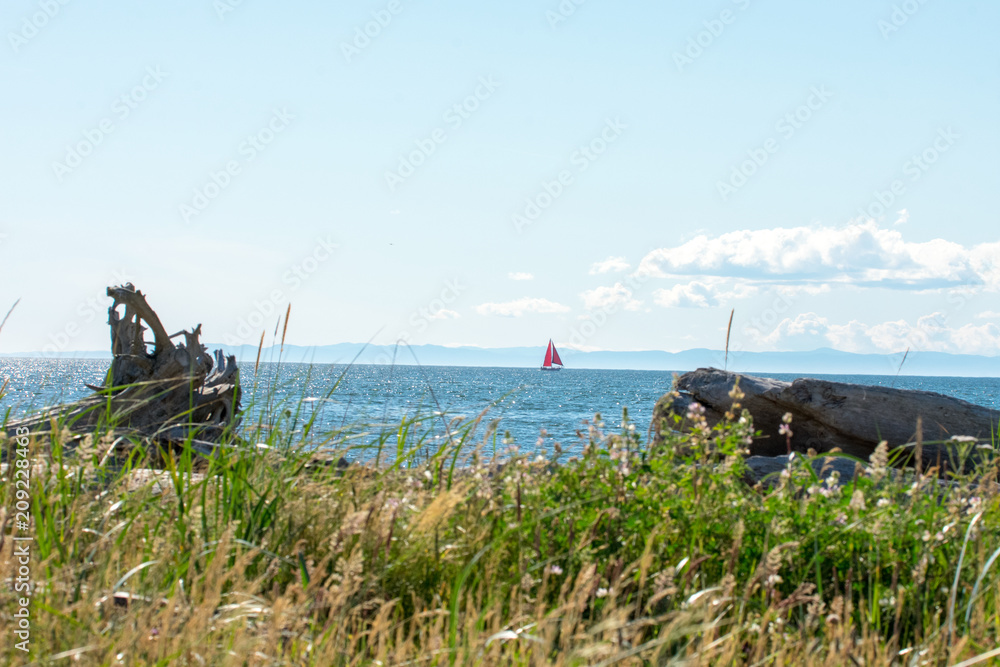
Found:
<box><xmin>1</xmin><ymin>343</ymin><xmax>997</xmax><ymax>359</ymax></box>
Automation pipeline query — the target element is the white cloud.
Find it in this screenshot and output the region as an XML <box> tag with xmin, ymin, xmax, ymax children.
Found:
<box><xmin>426</xmin><ymin>308</ymin><xmax>460</xmax><ymax>320</ymax></box>
<box><xmin>748</xmin><ymin>311</ymin><xmax>1000</xmax><ymax>356</ymax></box>
<box><xmin>774</xmin><ymin>284</ymin><xmax>832</xmax><ymax>297</ymax></box>
<box><xmin>508</xmin><ymin>272</ymin><xmax>534</xmax><ymax>281</ymax></box>
<box><xmin>654</xmin><ymin>282</ymin><xmax>716</xmax><ymax>308</ymax></box>
<box><xmin>947</xmin><ymin>322</ymin><xmax>1000</xmax><ymax>356</ymax></box>
<box><xmin>580</xmin><ymin>283</ymin><xmax>642</xmax><ymax>311</ymax></box>
<box><xmin>475</xmin><ymin>297</ymin><xmax>570</xmax><ymax>318</ymax></box>
<box><xmin>636</xmin><ymin>221</ymin><xmax>1000</xmax><ymax>291</ymax></box>
<box><xmin>653</xmin><ymin>280</ymin><xmax>760</xmax><ymax>309</ymax></box>
<box><xmin>976</xmin><ymin>311</ymin><xmax>1000</xmax><ymax>320</ymax></box>
<box><xmin>894</xmin><ymin>209</ymin><xmax>909</xmax><ymax>226</ymax></box>
<box><xmin>747</xmin><ymin>312</ymin><xmax>866</xmax><ymax>351</ymax></box>
<box><xmin>589</xmin><ymin>256</ymin><xmax>631</xmax><ymax>275</ymax></box>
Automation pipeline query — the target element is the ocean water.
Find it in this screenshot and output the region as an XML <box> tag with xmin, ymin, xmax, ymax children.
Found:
<box><xmin>2</xmin><ymin>358</ymin><xmax>999</xmax><ymax>456</ymax></box>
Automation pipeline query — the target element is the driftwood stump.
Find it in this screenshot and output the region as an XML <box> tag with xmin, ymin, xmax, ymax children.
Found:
<box><xmin>6</xmin><ymin>284</ymin><xmax>241</xmax><ymax>445</ymax></box>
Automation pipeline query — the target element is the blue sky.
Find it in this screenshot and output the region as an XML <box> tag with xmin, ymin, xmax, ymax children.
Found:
<box><xmin>1</xmin><ymin>0</ymin><xmax>998</xmax><ymax>357</ymax></box>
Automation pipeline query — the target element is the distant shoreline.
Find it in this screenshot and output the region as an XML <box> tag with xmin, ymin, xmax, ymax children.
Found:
<box><xmin>2</xmin><ymin>345</ymin><xmax>1000</xmax><ymax>378</ymax></box>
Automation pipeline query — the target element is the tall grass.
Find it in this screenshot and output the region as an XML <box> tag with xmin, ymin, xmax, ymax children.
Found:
<box><xmin>1</xmin><ymin>372</ymin><xmax>999</xmax><ymax>665</ymax></box>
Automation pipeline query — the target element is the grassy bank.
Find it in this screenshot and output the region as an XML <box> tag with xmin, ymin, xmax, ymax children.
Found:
<box><xmin>1</xmin><ymin>381</ymin><xmax>999</xmax><ymax>666</ymax></box>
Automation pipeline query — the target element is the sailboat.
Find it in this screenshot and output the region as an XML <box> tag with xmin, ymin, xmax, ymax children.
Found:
<box><xmin>540</xmin><ymin>339</ymin><xmax>564</xmax><ymax>371</ymax></box>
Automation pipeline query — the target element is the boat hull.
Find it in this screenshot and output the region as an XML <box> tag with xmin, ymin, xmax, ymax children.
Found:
<box><xmin>540</xmin><ymin>366</ymin><xmax>562</xmax><ymax>371</ymax></box>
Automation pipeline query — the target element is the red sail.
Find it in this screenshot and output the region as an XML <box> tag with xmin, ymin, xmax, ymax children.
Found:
<box><xmin>542</xmin><ymin>340</ymin><xmax>553</xmax><ymax>367</ymax></box>
<box><xmin>551</xmin><ymin>343</ymin><xmax>563</xmax><ymax>366</ymax></box>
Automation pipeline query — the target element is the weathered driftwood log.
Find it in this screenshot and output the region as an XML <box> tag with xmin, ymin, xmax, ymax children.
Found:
<box><xmin>6</xmin><ymin>284</ymin><xmax>241</xmax><ymax>444</ymax></box>
<box><xmin>653</xmin><ymin>368</ymin><xmax>998</xmax><ymax>471</ymax></box>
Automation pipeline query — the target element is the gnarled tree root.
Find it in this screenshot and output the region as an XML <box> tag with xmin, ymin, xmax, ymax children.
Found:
<box><xmin>4</xmin><ymin>284</ymin><xmax>242</xmax><ymax>461</ymax></box>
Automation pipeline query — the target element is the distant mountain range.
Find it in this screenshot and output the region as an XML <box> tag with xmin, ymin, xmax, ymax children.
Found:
<box><xmin>3</xmin><ymin>343</ymin><xmax>1000</xmax><ymax>377</ymax></box>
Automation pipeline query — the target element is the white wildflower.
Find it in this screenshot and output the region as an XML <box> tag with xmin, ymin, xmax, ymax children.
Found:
<box><xmin>686</xmin><ymin>402</ymin><xmax>706</xmax><ymax>420</ymax></box>
<box><xmin>850</xmin><ymin>489</ymin><xmax>866</xmax><ymax>512</ymax></box>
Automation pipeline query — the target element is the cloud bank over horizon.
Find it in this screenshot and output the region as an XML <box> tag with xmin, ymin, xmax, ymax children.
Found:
<box><xmin>564</xmin><ymin>220</ymin><xmax>1000</xmax><ymax>356</ymax></box>
<box><xmin>635</xmin><ymin>220</ymin><xmax>999</xmax><ymax>291</ymax></box>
